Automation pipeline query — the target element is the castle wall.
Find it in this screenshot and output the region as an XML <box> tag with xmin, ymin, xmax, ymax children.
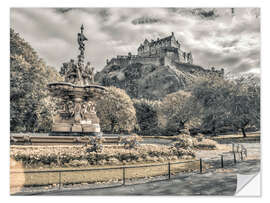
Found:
<box><xmin>109</xmin><ymin>58</ymin><xmax>129</xmax><ymax>66</ymax></box>
<box><xmin>179</xmin><ymin>50</ymin><xmax>193</xmax><ymax>64</ymax></box>
<box><xmin>107</xmin><ymin>56</ymin><xmax>162</xmax><ymax>67</ymax></box>
<box><xmin>171</xmin><ymin>35</ymin><xmax>180</xmax><ymax>49</ymax></box>
<box><xmin>131</xmin><ymin>56</ymin><xmax>161</xmax><ymax>66</ymax></box>
<box><xmin>163</xmin><ymin>56</ymin><xmax>171</xmax><ymax>66</ymax></box>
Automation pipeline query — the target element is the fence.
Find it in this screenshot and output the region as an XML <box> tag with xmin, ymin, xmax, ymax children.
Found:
<box><xmin>10</xmin><ymin>143</ymin><xmax>248</xmax><ymax>192</ymax></box>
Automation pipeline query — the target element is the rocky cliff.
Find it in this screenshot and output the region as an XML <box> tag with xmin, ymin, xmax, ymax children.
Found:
<box><xmin>95</xmin><ymin>62</ymin><xmax>221</xmax><ymax>100</ymax></box>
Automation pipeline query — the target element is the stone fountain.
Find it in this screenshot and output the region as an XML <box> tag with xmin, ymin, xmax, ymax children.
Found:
<box><xmin>48</xmin><ymin>25</ymin><xmax>106</xmax><ymax>136</ymax></box>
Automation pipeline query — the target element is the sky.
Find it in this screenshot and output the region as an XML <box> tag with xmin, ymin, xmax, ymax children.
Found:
<box><xmin>10</xmin><ymin>8</ymin><xmax>260</xmax><ymax>75</ymax></box>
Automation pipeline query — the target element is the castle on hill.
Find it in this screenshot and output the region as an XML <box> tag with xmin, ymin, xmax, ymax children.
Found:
<box><xmin>104</xmin><ymin>33</ymin><xmax>224</xmax><ymax>77</ymax></box>
<box><xmin>105</xmin><ymin>32</ymin><xmax>194</xmax><ymax>67</ymax></box>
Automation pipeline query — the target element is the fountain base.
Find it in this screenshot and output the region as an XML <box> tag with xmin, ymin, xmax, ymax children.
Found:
<box><xmin>48</xmin><ymin>82</ymin><xmax>106</xmax><ymax>136</ymax></box>
<box><xmin>49</xmin><ymin>132</ymin><xmax>102</xmax><ymax>136</ymax></box>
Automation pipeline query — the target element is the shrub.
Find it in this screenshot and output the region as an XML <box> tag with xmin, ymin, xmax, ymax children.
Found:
<box><xmin>84</xmin><ymin>135</ymin><xmax>105</xmax><ymax>153</ymax></box>
<box><xmin>172</xmin><ymin>134</ymin><xmax>194</xmax><ymax>150</ymax></box>
<box><xmin>10</xmin><ymin>143</ymin><xmax>198</xmax><ymax>168</ymax></box>
<box><xmin>171</xmin><ymin>130</ymin><xmax>218</xmax><ymax>151</ymax></box>
<box><xmin>107</xmin><ymin>157</ymin><xmax>120</xmax><ymax>165</ymax></box>
<box><xmin>119</xmin><ymin>133</ymin><xmax>143</xmax><ymax>149</ymax></box>
<box><xmin>193</xmin><ymin>138</ymin><xmax>218</xmax><ymax>150</ymax></box>
<box><xmin>68</xmin><ymin>160</ymin><xmax>89</xmax><ymax>167</ymax></box>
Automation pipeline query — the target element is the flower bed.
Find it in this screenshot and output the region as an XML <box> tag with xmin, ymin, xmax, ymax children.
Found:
<box><xmin>10</xmin><ymin>144</ymin><xmax>195</xmax><ymax>168</ymax></box>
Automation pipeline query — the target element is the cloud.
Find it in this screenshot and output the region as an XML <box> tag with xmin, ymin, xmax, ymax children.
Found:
<box><xmin>131</xmin><ymin>16</ymin><xmax>162</xmax><ymax>25</ymax></box>
<box><xmin>10</xmin><ymin>8</ymin><xmax>260</xmax><ymax>75</ymax></box>
<box><xmin>55</xmin><ymin>8</ymin><xmax>73</xmax><ymax>14</ymax></box>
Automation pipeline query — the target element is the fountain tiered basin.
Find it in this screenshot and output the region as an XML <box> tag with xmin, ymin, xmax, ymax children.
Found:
<box><xmin>48</xmin><ymin>82</ymin><xmax>106</xmax><ymax>136</ymax></box>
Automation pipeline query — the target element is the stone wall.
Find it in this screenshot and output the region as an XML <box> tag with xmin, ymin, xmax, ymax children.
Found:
<box><xmin>107</xmin><ymin>56</ymin><xmax>162</xmax><ymax>67</ymax></box>
<box><xmin>169</xmin><ymin>60</ymin><xmax>224</xmax><ymax>77</ymax></box>
<box><xmin>131</xmin><ymin>56</ymin><xmax>161</xmax><ymax>66</ymax></box>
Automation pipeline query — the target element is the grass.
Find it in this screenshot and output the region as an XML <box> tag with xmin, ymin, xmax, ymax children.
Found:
<box><xmin>209</xmin><ymin>131</ymin><xmax>260</xmax><ymax>139</ymax></box>
<box><xmin>143</xmin><ymin>132</ymin><xmax>260</xmax><ymax>141</ymax></box>
<box><xmin>209</xmin><ymin>132</ymin><xmax>260</xmax><ymax>144</ymax></box>
<box><xmin>10</xmin><ymin>159</ymin><xmax>200</xmax><ymax>189</ymax></box>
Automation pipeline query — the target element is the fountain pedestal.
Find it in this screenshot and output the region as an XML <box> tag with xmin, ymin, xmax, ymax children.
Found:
<box><xmin>48</xmin><ymin>82</ymin><xmax>105</xmax><ymax>136</ymax></box>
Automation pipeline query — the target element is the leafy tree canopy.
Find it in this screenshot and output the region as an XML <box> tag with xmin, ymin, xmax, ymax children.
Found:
<box><xmin>10</xmin><ymin>28</ymin><xmax>62</xmax><ymax>132</ymax></box>
<box><xmin>95</xmin><ymin>86</ymin><xmax>138</xmax><ymax>134</ymax></box>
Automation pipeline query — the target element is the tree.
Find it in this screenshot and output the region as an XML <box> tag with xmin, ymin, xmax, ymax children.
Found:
<box><xmin>191</xmin><ymin>76</ymin><xmax>234</xmax><ymax>135</ymax></box>
<box><xmin>191</xmin><ymin>74</ymin><xmax>260</xmax><ymax>137</ymax></box>
<box><xmin>95</xmin><ymin>86</ymin><xmax>138</xmax><ymax>134</ymax></box>
<box><xmin>132</xmin><ymin>99</ymin><xmax>161</xmax><ymax>136</ymax></box>
<box><xmin>10</xmin><ymin>29</ymin><xmax>62</xmax><ymax>132</ymax></box>
<box><xmin>159</xmin><ymin>90</ymin><xmax>201</xmax><ymax>135</ymax></box>
<box><xmin>228</xmin><ymin>74</ymin><xmax>260</xmax><ymax>137</ymax></box>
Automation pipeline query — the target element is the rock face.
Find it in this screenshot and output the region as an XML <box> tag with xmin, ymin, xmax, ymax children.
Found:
<box><xmin>95</xmin><ymin>62</ymin><xmax>221</xmax><ymax>100</ymax></box>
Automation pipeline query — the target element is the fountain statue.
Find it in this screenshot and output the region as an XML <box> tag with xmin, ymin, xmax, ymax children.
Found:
<box><xmin>48</xmin><ymin>25</ymin><xmax>106</xmax><ymax>136</ymax></box>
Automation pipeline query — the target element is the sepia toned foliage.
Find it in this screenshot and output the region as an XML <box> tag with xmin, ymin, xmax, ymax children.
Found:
<box><xmin>159</xmin><ymin>90</ymin><xmax>201</xmax><ymax>136</ymax></box>
<box><xmin>132</xmin><ymin>99</ymin><xmax>162</xmax><ymax>136</ymax></box>
<box><xmin>85</xmin><ymin>135</ymin><xmax>105</xmax><ymax>153</ymax></box>
<box><xmin>95</xmin><ymin>86</ymin><xmax>138</xmax><ymax>134</ymax></box>
<box><xmin>191</xmin><ymin>74</ymin><xmax>260</xmax><ymax>137</ymax></box>
<box><xmin>227</xmin><ymin>74</ymin><xmax>260</xmax><ymax>137</ymax></box>
<box><xmin>119</xmin><ymin>133</ymin><xmax>143</xmax><ymax>149</ymax></box>
<box><xmin>10</xmin><ymin>144</ymin><xmax>196</xmax><ymax>168</ymax></box>
<box><xmin>191</xmin><ymin>76</ymin><xmax>232</xmax><ymax>135</ymax></box>
<box><xmin>172</xmin><ymin>132</ymin><xmax>219</xmax><ymax>150</ymax></box>
<box><xmin>10</xmin><ymin>29</ymin><xmax>62</xmax><ymax>132</ymax></box>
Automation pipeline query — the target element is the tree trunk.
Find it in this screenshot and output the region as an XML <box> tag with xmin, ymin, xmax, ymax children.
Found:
<box><xmin>212</xmin><ymin>126</ymin><xmax>217</xmax><ymax>136</ymax></box>
<box><xmin>241</xmin><ymin>127</ymin><xmax>247</xmax><ymax>138</ymax></box>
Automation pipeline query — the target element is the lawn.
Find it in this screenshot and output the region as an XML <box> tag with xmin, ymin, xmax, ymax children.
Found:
<box><xmin>210</xmin><ymin>131</ymin><xmax>260</xmax><ymax>139</ymax></box>
<box><xmin>10</xmin><ymin>159</ymin><xmax>201</xmax><ymax>189</ymax></box>
<box><xmin>209</xmin><ymin>132</ymin><xmax>260</xmax><ymax>143</ymax></box>
<box><xmin>143</xmin><ymin>132</ymin><xmax>260</xmax><ymax>142</ymax></box>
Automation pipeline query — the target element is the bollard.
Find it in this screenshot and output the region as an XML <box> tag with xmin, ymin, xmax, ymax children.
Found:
<box><xmin>232</xmin><ymin>143</ymin><xmax>235</xmax><ymax>153</ymax></box>
<box><xmin>233</xmin><ymin>152</ymin><xmax>236</xmax><ymax>164</ymax></box>
<box><xmin>240</xmin><ymin>151</ymin><xmax>243</xmax><ymax>161</ymax></box>
<box><xmin>122</xmin><ymin>167</ymin><xmax>126</xmax><ymax>185</ymax></box>
<box><xmin>58</xmin><ymin>171</ymin><xmax>61</xmax><ymax>190</ymax></box>
<box><xmin>221</xmin><ymin>155</ymin><xmax>224</xmax><ymax>168</ymax></box>
<box><xmin>168</xmin><ymin>162</ymin><xmax>171</xmax><ymax>180</ymax></box>
<box><xmin>200</xmin><ymin>158</ymin><xmax>202</xmax><ymax>174</ymax></box>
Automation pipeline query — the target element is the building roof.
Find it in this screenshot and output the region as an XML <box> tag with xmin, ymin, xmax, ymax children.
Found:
<box><xmin>138</xmin><ymin>33</ymin><xmax>180</xmax><ymax>51</ymax></box>
<box><xmin>149</xmin><ymin>35</ymin><xmax>172</xmax><ymax>46</ymax></box>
